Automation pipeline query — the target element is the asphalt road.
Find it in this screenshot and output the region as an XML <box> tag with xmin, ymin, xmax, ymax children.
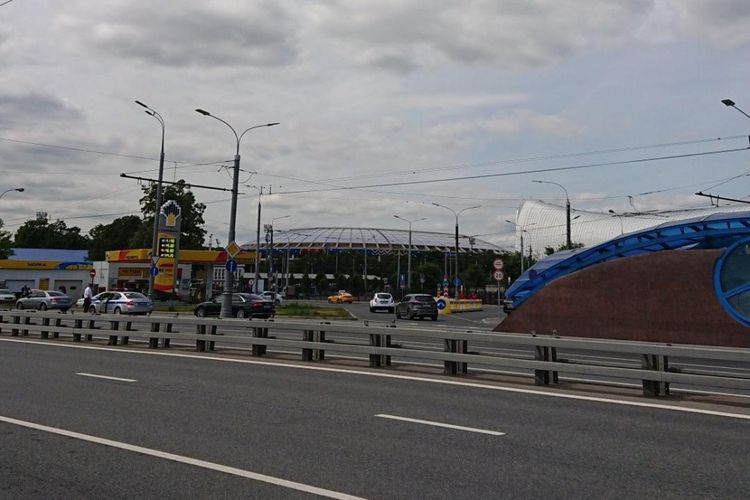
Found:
<box><xmin>1</xmin><ymin>339</ymin><xmax>748</xmax><ymax>499</ymax></box>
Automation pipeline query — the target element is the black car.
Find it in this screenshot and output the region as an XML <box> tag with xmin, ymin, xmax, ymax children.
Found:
<box><xmin>194</xmin><ymin>293</ymin><xmax>275</xmax><ymax>319</ymax></box>
<box><xmin>395</xmin><ymin>294</ymin><xmax>438</xmax><ymax>321</ymax></box>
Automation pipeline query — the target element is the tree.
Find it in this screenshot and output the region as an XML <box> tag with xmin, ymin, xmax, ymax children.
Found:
<box><xmin>14</xmin><ymin>213</ymin><xmax>89</xmax><ymax>250</ymax></box>
<box><xmin>88</xmin><ymin>215</ymin><xmax>144</xmax><ymax>260</ymax></box>
<box><xmin>0</xmin><ymin>219</ymin><xmax>13</xmax><ymax>259</ymax></box>
<box><xmin>545</xmin><ymin>242</ymin><xmax>584</xmax><ymax>256</ymax></box>
<box><xmin>131</xmin><ymin>180</ymin><xmax>207</xmax><ymax>250</ymax></box>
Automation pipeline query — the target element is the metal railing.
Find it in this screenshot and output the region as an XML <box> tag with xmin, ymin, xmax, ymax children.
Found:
<box><xmin>1</xmin><ymin>310</ymin><xmax>749</xmax><ymax>397</ymax></box>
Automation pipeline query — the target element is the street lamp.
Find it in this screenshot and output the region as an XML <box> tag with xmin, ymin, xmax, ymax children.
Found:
<box><xmin>722</xmin><ymin>99</ymin><xmax>750</xmax><ymax>120</ymax></box>
<box><xmin>0</xmin><ymin>187</ymin><xmax>24</xmax><ymax>199</ymax></box>
<box><xmin>533</xmin><ymin>179</ymin><xmax>571</xmax><ymax>248</ymax></box>
<box><xmin>393</xmin><ymin>215</ymin><xmax>426</xmax><ymax>293</ymax></box>
<box><xmin>134</xmin><ymin>100</ymin><xmax>166</xmax><ymax>300</ymax></box>
<box><xmin>432</xmin><ymin>203</ymin><xmax>480</xmax><ymax>299</ymax></box>
<box><xmin>196</xmin><ymin>108</ymin><xmax>278</xmax><ymax>318</ymax></box>
<box><xmin>608</xmin><ymin>209</ymin><xmax>625</xmax><ymax>235</ymax></box>
<box><xmin>268</xmin><ymin>215</ymin><xmax>290</xmax><ymax>294</ymax></box>
<box><xmin>505</xmin><ymin>220</ymin><xmax>536</xmax><ymax>274</ymax></box>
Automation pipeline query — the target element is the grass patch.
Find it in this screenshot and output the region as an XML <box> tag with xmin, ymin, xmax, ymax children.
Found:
<box><xmin>276</xmin><ymin>303</ymin><xmax>353</xmax><ymax>319</ymax></box>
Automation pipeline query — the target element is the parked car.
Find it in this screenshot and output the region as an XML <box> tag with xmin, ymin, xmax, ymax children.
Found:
<box><xmin>395</xmin><ymin>294</ymin><xmax>438</xmax><ymax>321</ymax></box>
<box><xmin>369</xmin><ymin>292</ymin><xmax>395</xmax><ymax>313</ymax></box>
<box><xmin>16</xmin><ymin>289</ymin><xmax>72</xmax><ymax>312</ymax></box>
<box><xmin>0</xmin><ymin>288</ymin><xmax>16</xmax><ymax>305</ymax></box>
<box><xmin>327</xmin><ymin>290</ymin><xmax>353</xmax><ymax>304</ymax></box>
<box><xmin>194</xmin><ymin>293</ymin><xmax>275</xmax><ymax>319</ymax></box>
<box><xmin>261</xmin><ymin>291</ymin><xmax>284</xmax><ymax>304</ymax></box>
<box><xmin>87</xmin><ymin>291</ymin><xmax>153</xmax><ymax>315</ymax></box>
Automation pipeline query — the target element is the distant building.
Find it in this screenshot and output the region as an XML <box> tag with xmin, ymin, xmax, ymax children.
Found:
<box><xmin>0</xmin><ymin>248</ymin><xmax>93</xmax><ymax>299</ymax></box>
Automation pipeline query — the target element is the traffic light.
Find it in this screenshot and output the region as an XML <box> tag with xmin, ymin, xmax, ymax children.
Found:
<box><xmin>158</xmin><ymin>237</ymin><xmax>176</xmax><ymax>258</ymax></box>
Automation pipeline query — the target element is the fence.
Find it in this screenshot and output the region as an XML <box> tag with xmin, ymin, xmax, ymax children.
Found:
<box><xmin>1</xmin><ymin>309</ymin><xmax>749</xmax><ymax>397</ymax></box>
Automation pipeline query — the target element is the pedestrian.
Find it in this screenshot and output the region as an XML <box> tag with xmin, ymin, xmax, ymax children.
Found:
<box><xmin>83</xmin><ymin>283</ymin><xmax>94</xmax><ymax>312</ymax></box>
<box><xmin>21</xmin><ymin>285</ymin><xmax>29</xmax><ymax>298</ymax></box>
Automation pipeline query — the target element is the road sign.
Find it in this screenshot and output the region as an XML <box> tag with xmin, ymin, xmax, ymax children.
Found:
<box><xmin>150</xmin><ymin>266</ymin><xmax>159</xmax><ymax>277</ymax></box>
<box><xmin>493</xmin><ymin>270</ymin><xmax>504</xmax><ymax>281</ymax></box>
<box><xmin>89</xmin><ymin>269</ymin><xmax>96</xmax><ymax>278</ymax></box>
<box><xmin>225</xmin><ymin>259</ymin><xmax>238</xmax><ymax>273</ymax></box>
<box><xmin>399</xmin><ymin>273</ymin><xmax>406</xmax><ymax>289</ymax></box>
<box><xmin>436</xmin><ymin>299</ymin><xmax>446</xmax><ymax>310</ymax></box>
<box><xmin>453</xmin><ymin>277</ymin><xmax>462</xmax><ymax>287</ymax></box>
<box><xmin>493</xmin><ymin>258</ymin><xmax>504</xmax><ymax>270</ymax></box>
<box><xmin>419</xmin><ymin>273</ymin><xmax>425</xmax><ymax>284</ymax></box>
<box><xmin>226</xmin><ymin>241</ymin><xmax>241</xmax><ymax>258</ymax></box>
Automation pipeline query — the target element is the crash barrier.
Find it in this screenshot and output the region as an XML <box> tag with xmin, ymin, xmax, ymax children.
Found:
<box><xmin>1</xmin><ymin>310</ymin><xmax>748</xmax><ymax>397</ymax></box>
<box><xmin>434</xmin><ymin>298</ymin><xmax>483</xmax><ymax>315</ymax></box>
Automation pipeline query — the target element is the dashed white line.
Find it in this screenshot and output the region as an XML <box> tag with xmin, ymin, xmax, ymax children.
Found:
<box><xmin>76</xmin><ymin>373</ymin><xmax>137</xmax><ymax>383</ymax></box>
<box><xmin>0</xmin><ymin>415</ymin><xmax>364</xmax><ymax>500</ymax></box>
<box><xmin>375</xmin><ymin>414</ymin><xmax>505</xmax><ymax>436</ymax></box>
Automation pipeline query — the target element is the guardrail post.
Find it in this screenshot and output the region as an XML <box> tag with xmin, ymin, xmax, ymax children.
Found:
<box><xmin>41</xmin><ymin>316</ymin><xmax>50</xmax><ymax>339</ymax></box>
<box><xmin>641</xmin><ymin>354</ymin><xmax>670</xmax><ymax>396</ymax></box>
<box><xmin>149</xmin><ymin>321</ymin><xmax>159</xmax><ymax>348</ymax></box>
<box><xmin>122</xmin><ymin>321</ymin><xmax>132</xmax><ymax>345</ymax></box>
<box><xmin>534</xmin><ymin>346</ymin><xmax>551</xmax><ymax>385</ymax></box>
<box><xmin>443</xmin><ymin>338</ymin><xmax>468</xmax><ymax>375</ymax></box>
<box><xmin>73</xmin><ymin>317</ymin><xmax>82</xmax><ymax>341</ymax></box>
<box><xmin>109</xmin><ymin>320</ymin><xmax>119</xmax><ymax>345</ymax></box>
<box><xmin>196</xmin><ymin>323</ymin><xmax>206</xmax><ymax>351</ymax></box>
<box><xmin>53</xmin><ymin>317</ymin><xmax>61</xmax><ymax>338</ymax></box>
<box><xmin>162</xmin><ymin>322</ymin><xmax>172</xmax><ymax>348</ymax></box>
<box><xmin>368</xmin><ymin>333</ymin><xmax>391</xmax><ymax>367</ymax></box>
<box><xmin>251</xmin><ymin>327</ymin><xmax>268</xmax><ymax>356</ymax></box>
<box><xmin>208</xmin><ymin>324</ymin><xmax>217</xmax><ymax>351</ymax></box>
<box><xmin>85</xmin><ymin>319</ymin><xmax>95</xmax><ymax>342</ymax></box>
<box><xmin>11</xmin><ymin>314</ymin><xmax>20</xmax><ymax>337</ymax></box>
<box><xmin>302</xmin><ymin>330</ymin><xmax>313</xmax><ymax>360</ymax></box>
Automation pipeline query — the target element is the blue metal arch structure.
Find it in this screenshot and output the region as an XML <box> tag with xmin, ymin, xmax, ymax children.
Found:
<box><xmin>505</xmin><ymin>211</ymin><xmax>750</xmax><ymax>310</ymax></box>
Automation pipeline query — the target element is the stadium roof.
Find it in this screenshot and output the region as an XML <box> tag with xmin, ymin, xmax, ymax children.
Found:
<box><xmin>505</xmin><ymin>210</ymin><xmax>750</xmax><ymax>310</ymax></box>
<box><xmin>241</xmin><ymin>227</ymin><xmax>503</xmax><ymax>254</ymax></box>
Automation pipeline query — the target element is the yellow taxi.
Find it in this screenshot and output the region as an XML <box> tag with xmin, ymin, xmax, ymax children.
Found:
<box><xmin>327</xmin><ymin>290</ymin><xmax>354</xmax><ymax>304</ymax></box>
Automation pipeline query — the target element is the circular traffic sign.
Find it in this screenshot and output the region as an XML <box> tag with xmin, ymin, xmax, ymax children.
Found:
<box><xmin>149</xmin><ymin>266</ymin><xmax>159</xmax><ymax>277</ymax></box>
<box><xmin>436</xmin><ymin>299</ymin><xmax>446</xmax><ymax>310</ymax></box>
<box><xmin>89</xmin><ymin>269</ymin><xmax>96</xmax><ymax>278</ymax></box>
<box><xmin>493</xmin><ymin>270</ymin><xmax>504</xmax><ymax>281</ymax></box>
<box><xmin>225</xmin><ymin>259</ymin><xmax>238</xmax><ymax>272</ymax></box>
<box><xmin>493</xmin><ymin>258</ymin><xmax>504</xmax><ymax>270</ymax></box>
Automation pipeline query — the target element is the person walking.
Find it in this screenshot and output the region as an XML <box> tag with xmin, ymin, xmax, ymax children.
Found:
<box><xmin>83</xmin><ymin>283</ymin><xmax>94</xmax><ymax>312</ymax></box>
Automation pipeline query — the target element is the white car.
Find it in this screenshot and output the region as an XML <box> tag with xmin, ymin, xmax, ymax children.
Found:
<box><xmin>261</xmin><ymin>291</ymin><xmax>284</xmax><ymax>304</ymax></box>
<box><xmin>0</xmin><ymin>288</ymin><xmax>17</xmax><ymax>305</ymax></box>
<box><xmin>369</xmin><ymin>292</ymin><xmax>395</xmax><ymax>313</ymax></box>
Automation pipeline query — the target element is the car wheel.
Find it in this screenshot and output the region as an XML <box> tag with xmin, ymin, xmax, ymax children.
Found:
<box><xmin>16</xmin><ymin>302</ymin><xmax>23</xmax><ymax>310</ymax></box>
<box><xmin>431</xmin><ymin>315</ymin><xmax>438</xmax><ymax>321</ymax></box>
<box><xmin>236</xmin><ymin>309</ymin><xmax>246</xmax><ymax>318</ymax></box>
<box><xmin>113</xmin><ymin>307</ymin><xmax>122</xmax><ymax>315</ymax></box>
<box><xmin>395</xmin><ymin>309</ymin><xmax>401</xmax><ymax>319</ymax></box>
<box><xmin>88</xmin><ymin>306</ymin><xmax>97</xmax><ymax>314</ymax></box>
<box><xmin>407</xmin><ymin>308</ymin><xmax>415</xmax><ymax>320</ymax></box>
<box><xmin>327</xmin><ymin>298</ymin><xmax>333</xmax><ymax>303</ymax></box>
<box><xmin>389</xmin><ymin>308</ymin><xmax>394</xmax><ymax>314</ymax></box>
<box><xmin>195</xmin><ymin>307</ymin><xmax>206</xmax><ymax>318</ymax></box>
<box><xmin>40</xmin><ymin>303</ymin><xmax>47</xmax><ymax>311</ymax></box>
<box><xmin>369</xmin><ymin>307</ymin><xmax>374</xmax><ymax>313</ymax></box>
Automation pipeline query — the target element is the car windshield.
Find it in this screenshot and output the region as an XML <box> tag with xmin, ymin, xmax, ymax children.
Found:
<box><xmin>123</xmin><ymin>292</ymin><xmax>147</xmax><ymax>299</ymax></box>
<box><xmin>376</xmin><ymin>293</ymin><xmax>391</xmax><ymax>299</ymax></box>
<box><xmin>0</xmin><ymin>289</ymin><xmax>12</xmax><ymax>294</ymax></box>
<box><xmin>47</xmin><ymin>291</ymin><xmax>65</xmax><ymax>297</ymax></box>
<box><xmin>413</xmin><ymin>295</ymin><xmax>434</xmax><ymax>303</ymax></box>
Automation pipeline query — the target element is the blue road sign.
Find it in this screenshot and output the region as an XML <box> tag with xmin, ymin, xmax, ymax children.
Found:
<box><xmin>453</xmin><ymin>277</ymin><xmax>462</xmax><ymax>287</ymax></box>
<box><xmin>149</xmin><ymin>266</ymin><xmax>159</xmax><ymax>277</ymax></box>
<box><xmin>399</xmin><ymin>273</ymin><xmax>406</xmax><ymax>289</ymax></box>
<box><xmin>225</xmin><ymin>259</ymin><xmax>238</xmax><ymax>272</ymax></box>
<box><xmin>436</xmin><ymin>299</ymin><xmax>446</xmax><ymax>310</ymax></box>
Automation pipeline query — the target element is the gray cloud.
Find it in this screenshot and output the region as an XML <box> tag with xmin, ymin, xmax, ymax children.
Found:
<box><xmin>0</xmin><ymin>91</ymin><xmax>82</xmax><ymax>129</ymax></box>
<box><xmin>62</xmin><ymin>3</ymin><xmax>300</xmax><ymax>67</ymax></box>
<box><xmin>312</xmin><ymin>0</ymin><xmax>653</xmax><ymax>72</ymax></box>
<box><xmin>675</xmin><ymin>0</ymin><xmax>750</xmax><ymax>46</ymax></box>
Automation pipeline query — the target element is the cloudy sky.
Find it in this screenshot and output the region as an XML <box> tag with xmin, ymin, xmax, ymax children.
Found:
<box><xmin>1</xmin><ymin>0</ymin><xmax>749</xmax><ymax>250</ymax></box>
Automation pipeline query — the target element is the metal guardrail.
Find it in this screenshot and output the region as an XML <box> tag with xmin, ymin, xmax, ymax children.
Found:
<box><xmin>1</xmin><ymin>309</ymin><xmax>749</xmax><ymax>397</ymax></box>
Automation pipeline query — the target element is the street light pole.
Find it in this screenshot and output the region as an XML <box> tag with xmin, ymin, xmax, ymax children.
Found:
<box><xmin>0</xmin><ymin>187</ymin><xmax>24</xmax><ymax>199</ymax></box>
<box><xmin>608</xmin><ymin>209</ymin><xmax>625</xmax><ymax>235</ymax></box>
<box><xmin>270</xmin><ymin>215</ymin><xmax>290</xmax><ymax>295</ymax></box>
<box><xmin>196</xmin><ymin>108</ymin><xmax>278</xmax><ymax>318</ymax></box>
<box><xmin>505</xmin><ymin>219</ymin><xmax>536</xmax><ymax>275</ymax></box>
<box><xmin>135</xmin><ymin>100</ymin><xmax>165</xmax><ymax>300</ymax></box>
<box><xmin>393</xmin><ymin>215</ymin><xmax>426</xmax><ymax>293</ymax></box>
<box><xmin>432</xmin><ymin>203</ymin><xmax>480</xmax><ymax>299</ymax></box>
<box><xmin>533</xmin><ymin>180</ymin><xmax>571</xmax><ymax>248</ymax></box>
<box><xmin>722</xmin><ymin>99</ymin><xmax>750</xmax><ymax>120</ymax></box>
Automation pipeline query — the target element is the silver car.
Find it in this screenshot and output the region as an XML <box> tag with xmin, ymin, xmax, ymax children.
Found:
<box><xmin>0</xmin><ymin>288</ymin><xmax>16</xmax><ymax>305</ymax></box>
<box><xmin>88</xmin><ymin>291</ymin><xmax>153</xmax><ymax>315</ymax></box>
<box><xmin>16</xmin><ymin>289</ymin><xmax>72</xmax><ymax>312</ymax></box>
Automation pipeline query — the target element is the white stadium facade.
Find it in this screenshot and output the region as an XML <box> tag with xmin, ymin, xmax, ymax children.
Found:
<box><xmin>513</xmin><ymin>200</ymin><xmax>750</xmax><ymax>256</ymax></box>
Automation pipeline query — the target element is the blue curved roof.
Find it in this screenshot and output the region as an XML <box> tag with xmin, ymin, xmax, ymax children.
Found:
<box><xmin>505</xmin><ymin>211</ymin><xmax>750</xmax><ymax>310</ymax></box>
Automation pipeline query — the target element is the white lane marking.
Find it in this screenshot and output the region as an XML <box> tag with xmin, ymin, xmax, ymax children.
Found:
<box><xmin>3</xmin><ymin>338</ymin><xmax>750</xmax><ymax>421</ymax></box>
<box><xmin>76</xmin><ymin>373</ymin><xmax>137</xmax><ymax>383</ymax></box>
<box><xmin>375</xmin><ymin>414</ymin><xmax>504</xmax><ymax>436</ymax></box>
<box><xmin>0</xmin><ymin>415</ymin><xmax>364</xmax><ymax>500</ymax></box>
